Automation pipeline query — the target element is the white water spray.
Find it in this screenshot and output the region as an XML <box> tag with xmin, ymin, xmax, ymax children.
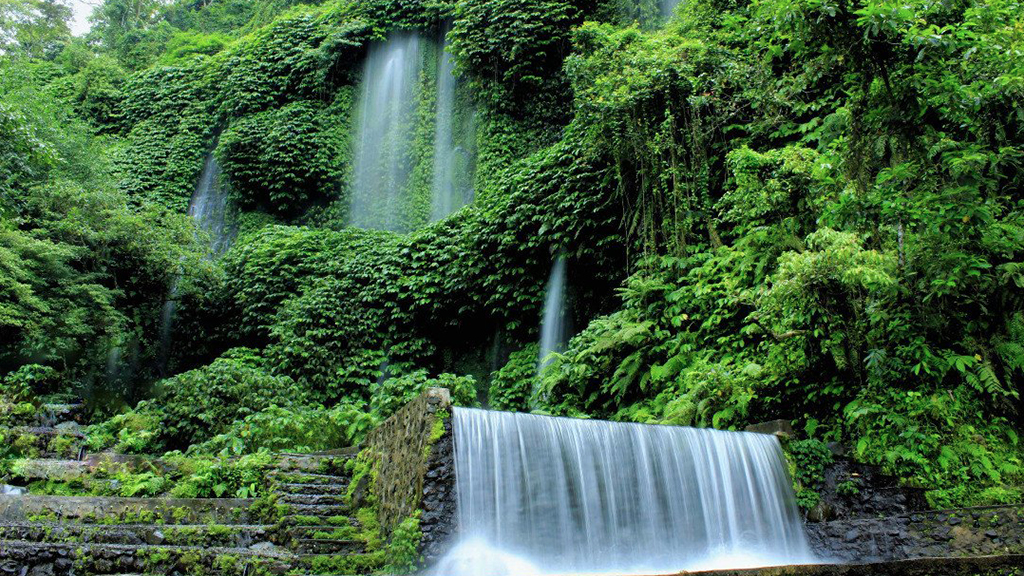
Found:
<box><xmin>431</xmin><ymin>27</ymin><xmax>475</xmax><ymax>221</ymax></box>
<box><xmin>350</xmin><ymin>33</ymin><xmax>424</xmax><ymax>231</ymax></box>
<box><xmin>537</xmin><ymin>256</ymin><xmax>568</xmax><ymax>376</ymax></box>
<box><xmin>189</xmin><ymin>153</ymin><xmax>235</xmax><ymax>257</ymax></box>
<box><xmin>435</xmin><ymin>408</ymin><xmax>816</xmax><ymax>576</ymax></box>
<box><xmin>158</xmin><ymin>152</ymin><xmax>235</xmax><ymax>373</ymax></box>
<box><xmin>661</xmin><ymin>0</ymin><xmax>682</xmax><ymax>18</ymax></box>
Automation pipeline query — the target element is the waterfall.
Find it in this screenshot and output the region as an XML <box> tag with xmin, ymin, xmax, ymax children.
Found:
<box><xmin>661</xmin><ymin>0</ymin><xmax>682</xmax><ymax>18</ymax></box>
<box><xmin>436</xmin><ymin>408</ymin><xmax>815</xmax><ymax>576</ymax></box>
<box><xmin>350</xmin><ymin>33</ymin><xmax>424</xmax><ymax>232</ymax></box>
<box><xmin>158</xmin><ymin>152</ymin><xmax>235</xmax><ymax>374</ymax></box>
<box><xmin>189</xmin><ymin>153</ymin><xmax>235</xmax><ymax>257</ymax></box>
<box><xmin>430</xmin><ymin>27</ymin><xmax>475</xmax><ymax>222</ymax></box>
<box><xmin>537</xmin><ymin>257</ymin><xmax>568</xmax><ymax>374</ymax></box>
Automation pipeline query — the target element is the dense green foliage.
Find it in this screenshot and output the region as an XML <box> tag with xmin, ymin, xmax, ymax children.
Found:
<box><xmin>1</xmin><ymin>0</ymin><xmax>1022</xmax><ymax>515</ymax></box>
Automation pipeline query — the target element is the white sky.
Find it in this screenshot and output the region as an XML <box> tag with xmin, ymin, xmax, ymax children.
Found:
<box><xmin>69</xmin><ymin>0</ymin><xmax>100</xmax><ymax>36</ymax></box>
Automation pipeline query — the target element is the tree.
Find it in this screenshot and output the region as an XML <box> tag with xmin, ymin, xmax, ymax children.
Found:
<box><xmin>0</xmin><ymin>0</ymin><xmax>73</xmax><ymax>58</ymax></box>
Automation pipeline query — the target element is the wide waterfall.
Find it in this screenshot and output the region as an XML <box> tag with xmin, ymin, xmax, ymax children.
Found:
<box><xmin>431</xmin><ymin>28</ymin><xmax>475</xmax><ymax>222</ymax></box>
<box><xmin>350</xmin><ymin>33</ymin><xmax>424</xmax><ymax>232</ymax></box>
<box><xmin>189</xmin><ymin>153</ymin><xmax>235</xmax><ymax>256</ymax></box>
<box><xmin>436</xmin><ymin>408</ymin><xmax>815</xmax><ymax>576</ymax></box>
<box><xmin>537</xmin><ymin>257</ymin><xmax>568</xmax><ymax>373</ymax></box>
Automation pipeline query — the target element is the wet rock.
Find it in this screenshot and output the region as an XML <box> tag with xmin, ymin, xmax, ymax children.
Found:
<box><xmin>744</xmin><ymin>420</ymin><xmax>795</xmax><ymax>438</ymax></box>
<box><xmin>27</xmin><ymin>564</ymin><xmax>53</xmax><ymax>576</ymax></box>
<box><xmin>1</xmin><ymin>485</ymin><xmax>27</xmax><ymax>496</ymax></box>
<box><xmin>145</xmin><ymin>529</ymin><xmax>165</xmax><ymax>545</ymax></box>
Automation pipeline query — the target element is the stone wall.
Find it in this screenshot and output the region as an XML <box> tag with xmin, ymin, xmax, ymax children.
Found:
<box><xmin>807</xmin><ymin>504</ymin><xmax>1024</xmax><ymax>562</ymax></box>
<box><xmin>361</xmin><ymin>387</ymin><xmax>456</xmax><ymax>542</ymax></box>
<box><xmin>419</xmin><ymin>413</ymin><xmax>457</xmax><ymax>564</ymax></box>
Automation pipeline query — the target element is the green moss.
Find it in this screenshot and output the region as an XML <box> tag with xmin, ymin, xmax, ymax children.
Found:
<box><xmin>784</xmin><ymin>439</ymin><xmax>834</xmax><ymax>511</ymax></box>
<box><xmin>383</xmin><ymin>512</ymin><xmax>423</xmax><ymax>575</ymax></box>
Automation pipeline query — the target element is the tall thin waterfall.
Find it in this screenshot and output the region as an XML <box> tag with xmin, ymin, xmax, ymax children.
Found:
<box><xmin>437</xmin><ymin>408</ymin><xmax>815</xmax><ymax>576</ymax></box>
<box><xmin>350</xmin><ymin>33</ymin><xmax>424</xmax><ymax>231</ymax></box>
<box><xmin>430</xmin><ymin>28</ymin><xmax>475</xmax><ymax>221</ymax></box>
<box><xmin>158</xmin><ymin>152</ymin><xmax>234</xmax><ymax>373</ymax></box>
<box><xmin>661</xmin><ymin>0</ymin><xmax>682</xmax><ymax>18</ymax></box>
<box><xmin>537</xmin><ymin>257</ymin><xmax>568</xmax><ymax>374</ymax></box>
<box><xmin>189</xmin><ymin>153</ymin><xmax>235</xmax><ymax>257</ymax></box>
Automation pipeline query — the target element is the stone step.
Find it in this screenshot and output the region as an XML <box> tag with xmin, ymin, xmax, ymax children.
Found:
<box><xmin>0</xmin><ymin>522</ymin><xmax>276</xmax><ymax>548</ymax></box>
<box><xmin>5</xmin><ymin>425</ymin><xmax>85</xmax><ymax>438</ymax></box>
<box><xmin>275</xmin><ymin>482</ymin><xmax>349</xmax><ymax>495</ymax></box>
<box><xmin>278</xmin><ymin>493</ymin><xmax>347</xmax><ymax>507</ymax></box>
<box><xmin>298</xmin><ymin>552</ymin><xmax>383</xmax><ymax>575</ymax></box>
<box><xmin>288</xmin><ymin>525</ymin><xmax>358</xmax><ymax>539</ymax></box>
<box><xmin>280</xmin><ymin>515</ymin><xmax>356</xmax><ymax>529</ymax></box>
<box><xmin>276</xmin><ymin>453</ymin><xmax>354</xmax><ymax>474</ymax></box>
<box><xmin>36</xmin><ymin>403</ymin><xmax>86</xmax><ymax>427</ymax></box>
<box><xmin>6</xmin><ymin>458</ymin><xmax>90</xmax><ymax>481</ymax></box>
<box><xmin>270</xmin><ymin>471</ymin><xmax>350</xmax><ymax>485</ymax></box>
<box><xmin>0</xmin><ymin>495</ymin><xmax>258</xmax><ymax>524</ymax></box>
<box><xmin>282</xmin><ymin>503</ymin><xmax>350</xmax><ymax>518</ymax></box>
<box><xmin>7</xmin><ymin>454</ymin><xmax>170</xmax><ymax>484</ymax></box>
<box><xmin>295</xmin><ymin>538</ymin><xmax>365</xmax><ymax>555</ymax></box>
<box><xmin>0</xmin><ymin>540</ymin><xmax>295</xmax><ymax>575</ymax></box>
<box><xmin>4</xmin><ymin>427</ymin><xmax>86</xmax><ymax>459</ymax></box>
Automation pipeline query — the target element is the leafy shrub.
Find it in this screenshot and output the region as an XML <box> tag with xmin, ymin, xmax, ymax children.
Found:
<box><xmin>218</xmin><ymin>101</ymin><xmax>343</xmax><ymax>215</ymax></box>
<box><xmin>84</xmin><ymin>404</ymin><xmax>166</xmax><ymax>454</ymax></box>
<box><xmin>371</xmin><ymin>371</ymin><xmax>477</xmax><ymax>420</ymax></box>
<box><xmin>845</xmin><ymin>386</ymin><xmax>1022</xmax><ymax>495</ymax></box>
<box><xmin>165</xmin><ymin>451</ymin><xmax>275</xmax><ymax>498</ymax></box>
<box><xmin>487</xmin><ymin>344</ymin><xmax>539</xmax><ymax>412</ymax></box>
<box><xmin>192</xmin><ymin>404</ymin><xmax>380</xmax><ymax>456</ymax></box>
<box><xmin>786</xmin><ymin>439</ymin><xmax>834</xmax><ymax>511</ymax></box>
<box><xmin>449</xmin><ymin>0</ymin><xmax>582</xmax><ymax>105</ymax></box>
<box><xmin>2</xmin><ymin>364</ymin><xmax>58</xmax><ymax>401</ymax></box>
<box><xmin>156</xmin><ymin>348</ymin><xmax>308</xmax><ymax>448</ymax></box>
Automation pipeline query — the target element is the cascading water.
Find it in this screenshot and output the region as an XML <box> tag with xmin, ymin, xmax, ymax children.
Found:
<box><xmin>435</xmin><ymin>408</ymin><xmax>816</xmax><ymax>576</ymax></box>
<box><xmin>537</xmin><ymin>257</ymin><xmax>568</xmax><ymax>374</ymax></box>
<box><xmin>189</xmin><ymin>153</ymin><xmax>235</xmax><ymax>257</ymax></box>
<box><xmin>350</xmin><ymin>32</ymin><xmax>424</xmax><ymax>231</ymax></box>
<box><xmin>430</xmin><ymin>27</ymin><xmax>475</xmax><ymax>221</ymax></box>
<box><xmin>158</xmin><ymin>152</ymin><xmax>235</xmax><ymax>373</ymax></box>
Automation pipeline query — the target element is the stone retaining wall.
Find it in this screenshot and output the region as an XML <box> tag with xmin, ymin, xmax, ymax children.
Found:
<box><xmin>361</xmin><ymin>388</ymin><xmax>455</xmax><ymax>540</ymax></box>
<box><xmin>807</xmin><ymin>504</ymin><xmax>1024</xmax><ymax>562</ymax></box>
<box><xmin>419</xmin><ymin>412</ymin><xmax>457</xmax><ymax>564</ymax></box>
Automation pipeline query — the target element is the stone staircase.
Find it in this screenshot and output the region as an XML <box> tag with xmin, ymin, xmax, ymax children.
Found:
<box><xmin>0</xmin><ymin>443</ymin><xmax>390</xmax><ymax>575</ymax></box>
<box><xmin>0</xmin><ymin>397</ymin><xmax>385</xmax><ymax>575</ymax></box>
<box><xmin>270</xmin><ymin>451</ymin><xmax>386</xmax><ymax>575</ymax></box>
<box><xmin>0</xmin><ymin>494</ymin><xmax>291</xmax><ymax>575</ymax></box>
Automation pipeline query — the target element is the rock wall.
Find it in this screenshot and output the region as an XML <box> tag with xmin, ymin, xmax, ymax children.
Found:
<box><xmin>807</xmin><ymin>504</ymin><xmax>1024</xmax><ymax>562</ymax></box>
<box><xmin>807</xmin><ymin>456</ymin><xmax>928</xmax><ymax>522</ymax></box>
<box><xmin>419</xmin><ymin>412</ymin><xmax>457</xmax><ymax>564</ymax></box>
<box><xmin>361</xmin><ymin>387</ymin><xmax>456</xmax><ymax>544</ymax></box>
